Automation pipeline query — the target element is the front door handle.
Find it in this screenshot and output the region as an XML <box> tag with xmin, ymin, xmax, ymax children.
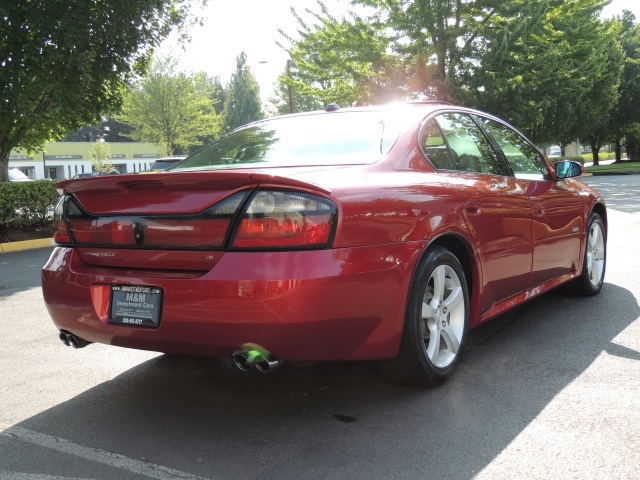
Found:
<box><xmin>533</xmin><ymin>204</ymin><xmax>545</xmax><ymax>217</ymax></box>
<box><xmin>464</xmin><ymin>202</ymin><xmax>482</xmax><ymax>216</ymax></box>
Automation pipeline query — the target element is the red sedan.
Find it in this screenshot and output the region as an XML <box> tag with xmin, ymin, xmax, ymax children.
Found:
<box><xmin>42</xmin><ymin>103</ymin><xmax>607</xmax><ymax>386</ymax></box>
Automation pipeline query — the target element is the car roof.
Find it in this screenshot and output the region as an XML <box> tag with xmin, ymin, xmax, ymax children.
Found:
<box><xmin>232</xmin><ymin>102</ymin><xmax>506</xmax><ymax>137</ymax></box>
<box><xmin>237</xmin><ymin>101</ymin><xmax>452</xmax><ymax>126</ymax></box>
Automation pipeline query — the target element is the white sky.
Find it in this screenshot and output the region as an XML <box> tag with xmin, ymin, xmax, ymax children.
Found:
<box><xmin>161</xmin><ymin>0</ymin><xmax>360</xmax><ymax>105</ymax></box>
<box><xmin>161</xmin><ymin>0</ymin><xmax>640</xmax><ymax>105</ymax></box>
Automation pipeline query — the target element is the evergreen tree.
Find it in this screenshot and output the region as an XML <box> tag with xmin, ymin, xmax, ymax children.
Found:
<box><xmin>222</xmin><ymin>52</ymin><xmax>264</xmax><ymax>132</ymax></box>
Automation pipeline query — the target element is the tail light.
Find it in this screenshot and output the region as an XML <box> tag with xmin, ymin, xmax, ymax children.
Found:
<box><xmin>53</xmin><ymin>196</ymin><xmax>72</xmax><ymax>245</ymax></box>
<box><xmin>53</xmin><ymin>190</ymin><xmax>337</xmax><ymax>251</ymax></box>
<box><xmin>230</xmin><ymin>191</ymin><xmax>337</xmax><ymax>249</ymax></box>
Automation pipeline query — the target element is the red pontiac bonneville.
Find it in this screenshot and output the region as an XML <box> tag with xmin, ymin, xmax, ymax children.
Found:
<box><xmin>42</xmin><ymin>103</ymin><xmax>607</xmax><ymax>386</ymax></box>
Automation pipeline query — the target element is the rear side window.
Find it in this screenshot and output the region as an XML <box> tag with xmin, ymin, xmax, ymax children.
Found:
<box><xmin>476</xmin><ymin>117</ymin><xmax>549</xmax><ymax>180</ymax></box>
<box><xmin>434</xmin><ymin>113</ymin><xmax>510</xmax><ymax>176</ymax></box>
<box><xmin>419</xmin><ymin>119</ymin><xmax>455</xmax><ymax>169</ymax></box>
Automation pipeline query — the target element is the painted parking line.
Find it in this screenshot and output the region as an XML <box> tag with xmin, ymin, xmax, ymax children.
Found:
<box><xmin>1</xmin><ymin>425</ymin><xmax>209</xmax><ymax>480</ymax></box>
<box><xmin>0</xmin><ymin>474</ymin><xmax>96</xmax><ymax>479</ymax></box>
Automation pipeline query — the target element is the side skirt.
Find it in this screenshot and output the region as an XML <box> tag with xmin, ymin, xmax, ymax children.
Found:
<box><xmin>477</xmin><ymin>272</ymin><xmax>578</xmax><ymax>325</ymax></box>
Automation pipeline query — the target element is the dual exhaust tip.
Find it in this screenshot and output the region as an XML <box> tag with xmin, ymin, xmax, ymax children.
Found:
<box><xmin>58</xmin><ymin>332</ymin><xmax>280</xmax><ymax>373</ymax></box>
<box><xmin>58</xmin><ymin>331</ymin><xmax>91</xmax><ymax>349</ymax></box>
<box><xmin>232</xmin><ymin>349</ymin><xmax>283</xmax><ymax>373</ymax></box>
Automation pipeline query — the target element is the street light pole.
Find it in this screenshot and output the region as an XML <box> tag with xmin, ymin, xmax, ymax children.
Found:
<box><xmin>286</xmin><ymin>60</ymin><xmax>293</xmax><ymax>114</ymax></box>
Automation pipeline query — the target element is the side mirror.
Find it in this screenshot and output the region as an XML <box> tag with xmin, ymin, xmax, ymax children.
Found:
<box><xmin>555</xmin><ymin>160</ymin><xmax>584</xmax><ymax>179</ymax></box>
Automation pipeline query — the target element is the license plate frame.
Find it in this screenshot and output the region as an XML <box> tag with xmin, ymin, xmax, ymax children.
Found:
<box><xmin>109</xmin><ymin>285</ymin><xmax>162</xmax><ymax>328</ymax></box>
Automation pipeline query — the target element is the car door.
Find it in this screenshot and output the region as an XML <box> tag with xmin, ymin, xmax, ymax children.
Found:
<box><xmin>420</xmin><ymin>113</ymin><xmax>533</xmax><ymax>315</ymax></box>
<box><xmin>475</xmin><ymin>116</ymin><xmax>583</xmax><ymax>287</ymax></box>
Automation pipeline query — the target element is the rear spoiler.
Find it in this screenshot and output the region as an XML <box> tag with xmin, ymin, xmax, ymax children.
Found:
<box><xmin>57</xmin><ymin>170</ymin><xmax>330</xmax><ymax>195</ymax></box>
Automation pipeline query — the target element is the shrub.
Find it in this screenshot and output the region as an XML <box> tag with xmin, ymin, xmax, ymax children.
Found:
<box><xmin>581</xmin><ymin>151</ymin><xmax>616</xmax><ymax>163</ymax></box>
<box><xmin>0</xmin><ymin>180</ymin><xmax>59</xmax><ymax>227</ymax></box>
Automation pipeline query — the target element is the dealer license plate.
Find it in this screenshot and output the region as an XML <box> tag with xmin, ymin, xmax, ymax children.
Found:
<box><xmin>109</xmin><ymin>285</ymin><xmax>162</xmax><ymax>328</ymax></box>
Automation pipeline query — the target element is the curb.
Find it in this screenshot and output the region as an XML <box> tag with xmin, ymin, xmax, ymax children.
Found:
<box><xmin>588</xmin><ymin>171</ymin><xmax>640</xmax><ymax>176</ymax></box>
<box><xmin>0</xmin><ymin>237</ymin><xmax>55</xmax><ymax>254</ymax></box>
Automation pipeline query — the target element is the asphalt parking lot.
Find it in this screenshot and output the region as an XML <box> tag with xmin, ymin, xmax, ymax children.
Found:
<box><xmin>0</xmin><ymin>175</ymin><xmax>638</xmax><ymax>480</ymax></box>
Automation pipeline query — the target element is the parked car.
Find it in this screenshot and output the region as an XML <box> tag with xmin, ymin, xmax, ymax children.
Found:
<box><xmin>146</xmin><ymin>156</ymin><xmax>187</xmax><ymax>172</ymax></box>
<box><xmin>8</xmin><ymin>169</ymin><xmax>32</xmax><ymax>181</ymax></box>
<box><xmin>42</xmin><ymin>103</ymin><xmax>606</xmax><ymax>386</ymax></box>
<box><xmin>549</xmin><ymin>146</ymin><xmax>561</xmax><ymax>157</ymax></box>
<box><xmin>71</xmin><ymin>172</ymin><xmax>118</xmax><ymax>179</ymax></box>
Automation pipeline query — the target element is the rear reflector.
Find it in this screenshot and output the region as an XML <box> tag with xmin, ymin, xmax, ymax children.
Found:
<box><xmin>142</xmin><ymin>218</ymin><xmax>231</xmax><ymax>248</ymax></box>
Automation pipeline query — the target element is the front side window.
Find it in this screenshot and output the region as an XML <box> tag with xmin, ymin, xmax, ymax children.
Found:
<box><xmin>434</xmin><ymin>113</ymin><xmax>510</xmax><ymax>176</ymax></box>
<box><xmin>476</xmin><ymin>116</ymin><xmax>549</xmax><ymax>180</ymax></box>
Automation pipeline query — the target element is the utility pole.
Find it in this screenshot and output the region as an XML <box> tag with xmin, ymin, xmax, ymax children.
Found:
<box><xmin>286</xmin><ymin>60</ymin><xmax>293</xmax><ymax>114</ymax></box>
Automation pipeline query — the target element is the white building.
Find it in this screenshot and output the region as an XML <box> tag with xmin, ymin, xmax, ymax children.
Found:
<box><xmin>9</xmin><ymin>142</ymin><xmax>164</xmax><ymax>180</ymax></box>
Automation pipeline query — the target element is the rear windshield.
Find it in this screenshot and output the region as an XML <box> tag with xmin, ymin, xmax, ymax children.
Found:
<box><xmin>174</xmin><ymin>111</ymin><xmax>395</xmax><ymax>171</ymax></box>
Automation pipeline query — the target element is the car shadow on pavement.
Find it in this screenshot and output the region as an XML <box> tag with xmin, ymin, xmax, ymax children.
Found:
<box><xmin>3</xmin><ymin>283</ymin><xmax>639</xmax><ymax>479</ymax></box>
<box><xmin>583</xmin><ymin>176</ymin><xmax>640</xmax><ymax>214</ymax></box>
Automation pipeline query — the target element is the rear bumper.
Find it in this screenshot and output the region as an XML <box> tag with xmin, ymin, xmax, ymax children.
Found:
<box><xmin>41</xmin><ymin>244</ymin><xmax>423</xmax><ymax>361</ymax></box>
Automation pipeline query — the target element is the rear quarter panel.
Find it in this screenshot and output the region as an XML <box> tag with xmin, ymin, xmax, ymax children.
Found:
<box><xmin>328</xmin><ymin>170</ymin><xmax>469</xmax><ymax>248</ymax></box>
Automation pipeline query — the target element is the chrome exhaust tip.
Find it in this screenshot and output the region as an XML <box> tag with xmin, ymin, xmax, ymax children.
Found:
<box><xmin>232</xmin><ymin>350</ymin><xmax>256</xmax><ymax>371</ymax></box>
<box><xmin>58</xmin><ymin>331</ymin><xmax>91</xmax><ymax>349</ymax></box>
<box><xmin>255</xmin><ymin>354</ymin><xmax>283</xmax><ymax>373</ymax></box>
<box><xmin>59</xmin><ymin>332</ymin><xmax>70</xmax><ymax>346</ymax></box>
<box><xmin>231</xmin><ymin>348</ymin><xmax>283</xmax><ymax>372</ymax></box>
<box><xmin>67</xmin><ymin>334</ymin><xmax>79</xmax><ymax>349</ymax></box>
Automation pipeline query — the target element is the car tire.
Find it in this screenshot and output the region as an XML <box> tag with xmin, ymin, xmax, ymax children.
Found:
<box><xmin>381</xmin><ymin>246</ymin><xmax>470</xmax><ymax>387</ymax></box>
<box><xmin>572</xmin><ymin>213</ymin><xmax>606</xmax><ymax>296</ymax></box>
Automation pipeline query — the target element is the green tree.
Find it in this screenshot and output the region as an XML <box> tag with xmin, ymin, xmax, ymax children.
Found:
<box><xmin>577</xmin><ymin>19</ymin><xmax>624</xmax><ymax>165</ymax></box>
<box><xmin>194</xmin><ymin>72</ymin><xmax>226</xmax><ymax>115</ymax></box>
<box><xmin>63</xmin><ymin>125</ymin><xmax>106</xmax><ymax>143</ymax></box>
<box><xmin>274</xmin><ymin>2</ymin><xmax>402</xmax><ymax>113</ymax></box>
<box><xmin>222</xmin><ymin>52</ymin><xmax>263</xmax><ymax>132</ymax></box>
<box><xmin>89</xmin><ymin>140</ymin><xmax>117</xmax><ymax>174</ymax></box>
<box><xmin>193</xmin><ymin>72</ymin><xmax>225</xmax><ymax>146</ymax></box>
<box><xmin>607</xmin><ymin>11</ymin><xmax>640</xmax><ymax>162</ymax></box>
<box><xmin>102</xmin><ymin>117</ymin><xmax>135</xmax><ymax>143</ymax></box>
<box><xmin>465</xmin><ymin>0</ymin><xmax>618</xmax><ymax>150</ymax></box>
<box><xmin>0</xmin><ymin>0</ymin><xmax>204</xmax><ymax>182</ymax></box>
<box><xmin>118</xmin><ymin>55</ymin><xmax>221</xmax><ymax>155</ymax></box>
<box><xmin>627</xmin><ymin>125</ymin><xmax>640</xmax><ymax>161</ymax></box>
<box><xmin>63</xmin><ymin>118</ymin><xmax>133</xmax><ymax>143</ymax></box>
<box><xmin>353</xmin><ymin>0</ymin><xmax>509</xmax><ymax>102</ymax></box>
<box><xmin>276</xmin><ymin>0</ymin><xmax>549</xmax><ymax>108</ymax></box>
